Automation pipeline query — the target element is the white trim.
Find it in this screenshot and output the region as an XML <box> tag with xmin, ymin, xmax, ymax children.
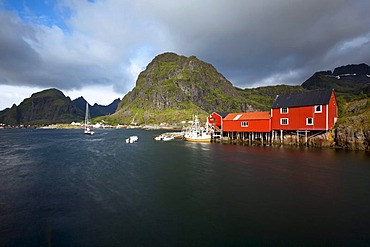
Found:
<box><xmin>326</xmin><ymin>104</ymin><xmax>328</xmax><ymax>130</ymax></box>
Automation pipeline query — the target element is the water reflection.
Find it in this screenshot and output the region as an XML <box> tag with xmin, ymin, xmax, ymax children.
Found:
<box><xmin>1</xmin><ymin>129</ymin><xmax>369</xmax><ymax>246</ymax></box>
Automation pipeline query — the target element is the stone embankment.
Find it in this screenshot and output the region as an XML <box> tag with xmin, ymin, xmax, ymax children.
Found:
<box><xmin>218</xmin><ymin>127</ymin><xmax>370</xmax><ymax>151</ymax></box>
<box><xmin>276</xmin><ymin>132</ymin><xmax>335</xmax><ymax>148</ymax></box>
<box><xmin>269</xmin><ymin>128</ymin><xmax>370</xmax><ymax>151</ymax></box>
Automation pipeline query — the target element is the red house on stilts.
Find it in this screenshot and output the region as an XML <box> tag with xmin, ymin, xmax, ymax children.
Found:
<box><xmin>270</xmin><ymin>89</ymin><xmax>338</xmax><ymax>141</ymax></box>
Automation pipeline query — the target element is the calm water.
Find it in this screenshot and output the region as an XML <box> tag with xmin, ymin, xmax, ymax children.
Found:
<box><xmin>0</xmin><ymin>128</ymin><xmax>370</xmax><ymax>247</ymax></box>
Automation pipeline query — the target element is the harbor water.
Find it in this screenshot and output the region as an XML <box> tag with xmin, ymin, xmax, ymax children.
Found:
<box><xmin>0</xmin><ymin>128</ymin><xmax>370</xmax><ymax>246</ymax></box>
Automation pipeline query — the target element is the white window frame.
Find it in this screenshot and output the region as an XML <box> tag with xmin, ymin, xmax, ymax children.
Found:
<box><xmin>280</xmin><ymin>107</ymin><xmax>288</xmax><ymax>114</ymax></box>
<box><xmin>280</xmin><ymin>118</ymin><xmax>288</xmax><ymax>125</ymax></box>
<box><xmin>314</xmin><ymin>105</ymin><xmax>322</xmax><ymax>113</ymax></box>
<box><xmin>306</xmin><ymin>117</ymin><xmax>314</xmax><ymax>125</ymax></box>
<box><xmin>241</xmin><ymin>121</ymin><xmax>249</xmax><ymax>127</ymax></box>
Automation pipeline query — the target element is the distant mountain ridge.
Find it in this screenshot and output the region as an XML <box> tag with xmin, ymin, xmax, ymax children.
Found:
<box><xmin>73</xmin><ymin>97</ymin><xmax>120</xmax><ymax>118</ymax></box>
<box><xmin>0</xmin><ymin>89</ymin><xmax>120</xmax><ymax>125</ymax></box>
<box><xmin>301</xmin><ymin>63</ymin><xmax>370</xmax><ymax>96</ymax></box>
<box><xmin>333</xmin><ymin>63</ymin><xmax>370</xmax><ymax>76</ymax></box>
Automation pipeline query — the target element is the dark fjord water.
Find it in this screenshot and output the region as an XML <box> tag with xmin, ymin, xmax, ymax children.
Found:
<box><xmin>0</xmin><ymin>128</ymin><xmax>370</xmax><ymax>247</ymax></box>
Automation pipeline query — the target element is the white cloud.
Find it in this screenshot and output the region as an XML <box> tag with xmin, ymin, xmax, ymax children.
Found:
<box><xmin>0</xmin><ymin>85</ymin><xmax>44</xmax><ymax>110</ymax></box>
<box><xmin>64</xmin><ymin>85</ymin><xmax>122</xmax><ymax>105</ymax></box>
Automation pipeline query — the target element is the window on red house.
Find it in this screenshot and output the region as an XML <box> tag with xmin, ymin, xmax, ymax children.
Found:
<box><xmin>315</xmin><ymin>105</ymin><xmax>322</xmax><ymax>113</ymax></box>
<box><xmin>306</xmin><ymin>118</ymin><xmax>314</xmax><ymax>125</ymax></box>
<box><xmin>280</xmin><ymin>118</ymin><xmax>288</xmax><ymax>125</ymax></box>
<box><xmin>241</xmin><ymin>121</ymin><xmax>249</xmax><ymax>127</ymax></box>
<box><xmin>280</xmin><ymin>108</ymin><xmax>288</xmax><ymax>114</ymax></box>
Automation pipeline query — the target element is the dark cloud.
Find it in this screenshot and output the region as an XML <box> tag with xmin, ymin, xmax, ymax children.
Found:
<box><xmin>0</xmin><ymin>12</ymin><xmax>42</xmax><ymax>83</ymax></box>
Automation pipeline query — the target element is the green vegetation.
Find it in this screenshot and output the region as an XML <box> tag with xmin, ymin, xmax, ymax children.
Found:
<box><xmin>238</xmin><ymin>85</ymin><xmax>307</xmax><ymax>111</ymax></box>
<box><xmin>336</xmin><ymin>98</ymin><xmax>370</xmax><ymax>130</ymax></box>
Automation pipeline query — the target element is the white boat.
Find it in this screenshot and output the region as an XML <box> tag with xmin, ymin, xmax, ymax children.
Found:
<box><xmin>126</xmin><ymin>135</ymin><xmax>138</xmax><ymax>143</ymax></box>
<box><xmin>84</xmin><ymin>103</ymin><xmax>94</xmax><ymax>135</ymax></box>
<box><xmin>162</xmin><ymin>136</ymin><xmax>174</xmax><ymax>141</ymax></box>
<box><xmin>184</xmin><ymin>115</ymin><xmax>212</xmax><ymax>142</ymax></box>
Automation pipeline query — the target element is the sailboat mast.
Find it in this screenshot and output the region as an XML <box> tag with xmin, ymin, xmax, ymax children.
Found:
<box><xmin>85</xmin><ymin>103</ymin><xmax>89</xmax><ymax>126</ymax></box>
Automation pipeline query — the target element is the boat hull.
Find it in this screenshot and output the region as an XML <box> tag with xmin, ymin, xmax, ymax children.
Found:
<box><xmin>184</xmin><ymin>136</ymin><xmax>211</xmax><ymax>142</ymax></box>
<box><xmin>84</xmin><ymin>130</ymin><xmax>94</xmax><ymax>135</ymax></box>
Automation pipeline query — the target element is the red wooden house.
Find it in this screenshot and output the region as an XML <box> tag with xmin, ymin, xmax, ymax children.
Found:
<box><xmin>271</xmin><ymin>89</ymin><xmax>338</xmax><ymax>131</ymax></box>
<box><xmin>223</xmin><ymin>111</ymin><xmax>271</xmax><ymax>132</ymax></box>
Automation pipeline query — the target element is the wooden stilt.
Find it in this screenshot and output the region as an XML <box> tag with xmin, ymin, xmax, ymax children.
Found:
<box><xmin>280</xmin><ymin>130</ymin><xmax>283</xmax><ymax>143</ymax></box>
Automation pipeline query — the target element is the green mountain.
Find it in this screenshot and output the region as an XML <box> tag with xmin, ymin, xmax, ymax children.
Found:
<box><xmin>0</xmin><ymin>88</ymin><xmax>85</xmax><ymax>125</ymax></box>
<box><xmin>111</xmin><ymin>52</ymin><xmax>257</xmax><ymax>124</ymax></box>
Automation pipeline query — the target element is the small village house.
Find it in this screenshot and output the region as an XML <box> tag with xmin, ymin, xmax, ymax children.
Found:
<box><xmin>208</xmin><ymin>112</ymin><xmax>228</xmax><ymax>137</ymax></box>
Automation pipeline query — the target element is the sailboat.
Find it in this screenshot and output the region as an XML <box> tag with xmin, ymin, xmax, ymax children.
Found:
<box><xmin>84</xmin><ymin>103</ymin><xmax>94</xmax><ymax>135</ymax></box>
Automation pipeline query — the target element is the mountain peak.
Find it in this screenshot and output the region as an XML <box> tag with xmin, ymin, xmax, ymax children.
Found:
<box><xmin>114</xmin><ymin>52</ymin><xmax>254</xmax><ymax>124</ymax></box>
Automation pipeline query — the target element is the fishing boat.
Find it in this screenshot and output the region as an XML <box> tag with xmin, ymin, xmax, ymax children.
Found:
<box><xmin>184</xmin><ymin>115</ymin><xmax>212</xmax><ymax>142</ymax></box>
<box><xmin>84</xmin><ymin>103</ymin><xmax>94</xmax><ymax>135</ymax></box>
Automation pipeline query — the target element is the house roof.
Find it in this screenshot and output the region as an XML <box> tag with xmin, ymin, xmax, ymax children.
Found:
<box><xmin>211</xmin><ymin>112</ymin><xmax>229</xmax><ymax>118</ymax></box>
<box><xmin>271</xmin><ymin>89</ymin><xmax>334</xmax><ymax>109</ymax></box>
<box><xmin>224</xmin><ymin>111</ymin><xmax>271</xmax><ymax>121</ymax></box>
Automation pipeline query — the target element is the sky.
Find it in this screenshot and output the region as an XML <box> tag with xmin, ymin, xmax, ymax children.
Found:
<box><xmin>0</xmin><ymin>0</ymin><xmax>370</xmax><ymax>110</ymax></box>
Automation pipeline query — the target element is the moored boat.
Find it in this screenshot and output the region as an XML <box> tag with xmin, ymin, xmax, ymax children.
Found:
<box><xmin>84</xmin><ymin>103</ymin><xmax>94</xmax><ymax>135</ymax></box>
<box><xmin>162</xmin><ymin>136</ymin><xmax>174</xmax><ymax>141</ymax></box>
<box><xmin>126</xmin><ymin>135</ymin><xmax>138</xmax><ymax>143</ymax></box>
